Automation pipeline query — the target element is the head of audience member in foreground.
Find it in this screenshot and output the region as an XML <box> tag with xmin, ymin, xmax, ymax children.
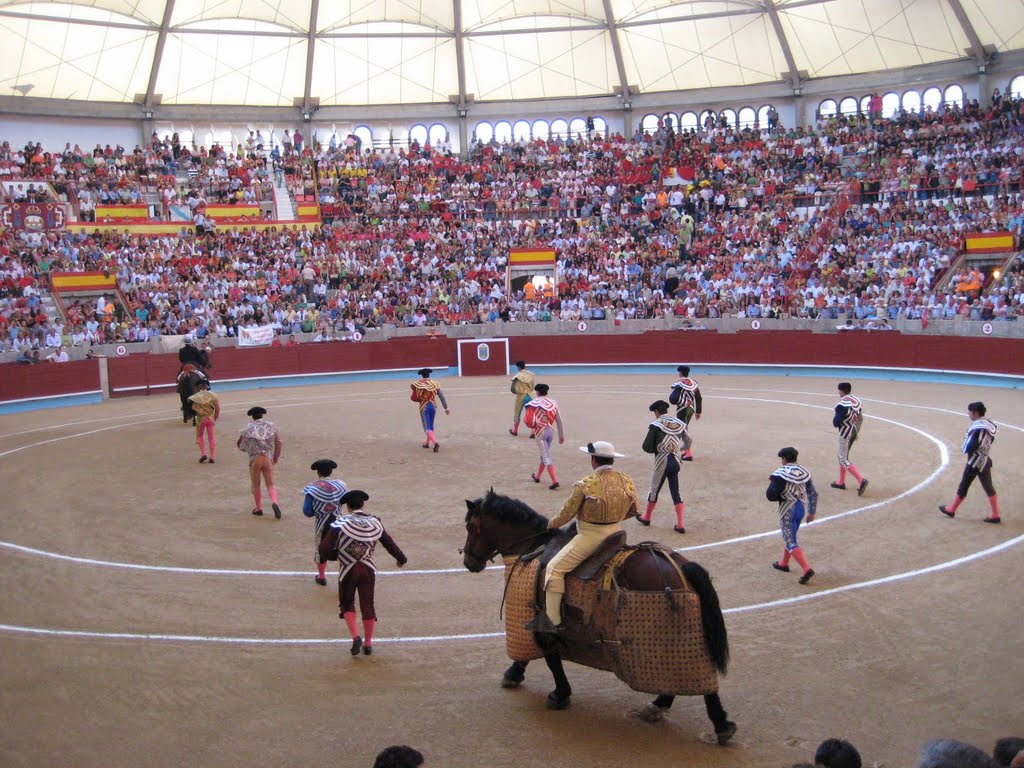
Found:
<box><xmin>916</xmin><ymin>739</ymin><xmax>997</xmax><ymax>768</ymax></box>
<box><xmin>814</xmin><ymin>738</ymin><xmax>862</xmax><ymax>768</ymax></box>
<box><xmin>373</xmin><ymin>745</ymin><xmax>424</xmax><ymax>768</ymax></box>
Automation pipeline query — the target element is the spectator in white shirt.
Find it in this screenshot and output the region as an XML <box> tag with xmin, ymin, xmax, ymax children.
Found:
<box><xmin>47</xmin><ymin>347</ymin><xmax>69</xmax><ymax>363</ymax></box>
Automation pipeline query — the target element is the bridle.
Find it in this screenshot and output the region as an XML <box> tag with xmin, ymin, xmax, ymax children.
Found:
<box><xmin>459</xmin><ymin>512</ymin><xmax>551</xmax><ymax>566</ymax></box>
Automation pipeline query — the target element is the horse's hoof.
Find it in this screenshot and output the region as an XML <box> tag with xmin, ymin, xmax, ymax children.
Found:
<box><xmin>501</xmin><ymin>676</ymin><xmax>522</xmax><ymax>689</ymax></box>
<box><xmin>545</xmin><ymin>692</ymin><xmax>571</xmax><ymax>710</ymax></box>
<box><xmin>715</xmin><ymin>721</ymin><xmax>737</xmax><ymax>745</ymax></box>
<box><xmin>633</xmin><ymin>704</ymin><xmax>666</xmax><ymax>723</ymax></box>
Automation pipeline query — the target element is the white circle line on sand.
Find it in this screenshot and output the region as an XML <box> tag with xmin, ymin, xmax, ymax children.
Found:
<box><xmin>1</xmin><ymin>532</ymin><xmax>1020</xmax><ymax>646</ymax></box>
<box><xmin>0</xmin><ymin>396</ymin><xmax>947</xmax><ymax>575</ymax></box>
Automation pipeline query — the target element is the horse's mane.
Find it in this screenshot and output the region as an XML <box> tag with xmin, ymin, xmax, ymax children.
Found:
<box><xmin>467</xmin><ymin>489</ymin><xmax>548</xmax><ymax>529</ymax></box>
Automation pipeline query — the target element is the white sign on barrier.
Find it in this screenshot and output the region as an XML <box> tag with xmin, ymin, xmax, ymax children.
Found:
<box><xmin>352</xmin><ymin>331</ymin><xmax>363</xmax><ymax>341</ymax></box>
<box><xmin>982</xmin><ymin>322</ymin><xmax>993</xmax><ymax>335</ymax></box>
<box><xmin>577</xmin><ymin>321</ymin><xmax>588</xmax><ymax>332</ymax></box>
<box><xmin>238</xmin><ymin>325</ymin><xmax>275</xmax><ymax>347</ymax></box>
<box><xmin>750</xmin><ymin>320</ymin><xmax>762</xmax><ymax>330</ymax></box>
<box><xmin>115</xmin><ymin>345</ymin><xmax>127</xmax><ymax>356</ymax></box>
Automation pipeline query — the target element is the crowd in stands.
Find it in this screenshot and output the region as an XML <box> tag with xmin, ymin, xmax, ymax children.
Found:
<box><xmin>3</xmin><ymin>94</ymin><xmax>1024</xmax><ymax>354</ymax></box>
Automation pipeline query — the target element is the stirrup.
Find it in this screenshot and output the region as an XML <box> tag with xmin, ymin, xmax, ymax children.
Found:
<box><xmin>523</xmin><ymin>612</ymin><xmax>562</xmax><ymax>635</ymax></box>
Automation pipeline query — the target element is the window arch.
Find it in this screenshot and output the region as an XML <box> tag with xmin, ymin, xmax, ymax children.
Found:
<box><xmin>680</xmin><ymin>111</ymin><xmax>698</xmax><ymax>131</ymax></box>
<box><xmin>757</xmin><ymin>104</ymin><xmax>773</xmax><ymax>127</ymax></box>
<box><xmin>428</xmin><ymin>123</ymin><xmax>447</xmax><ymax>147</ymax></box>
<box><xmin>550</xmin><ymin>118</ymin><xmax>568</xmax><ymax>139</ymax></box>
<box><xmin>512</xmin><ymin>119</ymin><xmax>530</xmax><ymax>142</ymax></box>
<box><xmin>818</xmin><ymin>99</ymin><xmax>837</xmax><ymax>119</ymax></box>
<box><xmin>661</xmin><ymin>112</ymin><xmax>678</xmax><ymax>130</ymax></box>
<box><xmin>839</xmin><ymin>97</ymin><xmax>858</xmax><ymax>116</ymax></box>
<box><xmin>531</xmin><ymin>119</ymin><xmax>550</xmax><ymax>140</ymax></box>
<box><xmin>922</xmin><ymin>87</ymin><xmax>942</xmax><ymax>112</ymax></box>
<box><xmin>474</xmin><ymin>122</ymin><xmax>493</xmax><ymax>144</ymax></box>
<box><xmin>944</xmin><ymin>83</ymin><xmax>964</xmax><ymax>107</ymax></box>
<box><xmin>353</xmin><ymin>125</ymin><xmax>372</xmax><ymax>150</ymax></box>
<box><xmin>699</xmin><ymin>109</ymin><xmax>716</xmax><ymax>128</ymax></box>
<box><xmin>902</xmin><ymin>90</ymin><xmax>921</xmax><ymax>114</ymax></box>
<box><xmin>881</xmin><ymin>92</ymin><xmax>900</xmax><ymax>118</ymax></box>
<box><xmin>738</xmin><ymin>107</ymin><xmax>756</xmax><ymax>129</ymax></box>
<box><xmin>569</xmin><ymin>117</ymin><xmax>587</xmax><ymax>137</ymax></box>
<box><xmin>409</xmin><ymin>124</ymin><xmax>428</xmax><ymax>146</ymax></box>
<box><xmin>1011</xmin><ymin>75</ymin><xmax>1024</xmax><ymax>99</ymax></box>
<box><xmin>641</xmin><ymin>113</ymin><xmax>659</xmax><ymax>134</ymax></box>
<box><xmin>494</xmin><ymin>121</ymin><xmax>512</xmax><ymax>143</ymax></box>
<box><xmin>860</xmin><ymin>95</ymin><xmax>871</xmax><ymax>116</ymax></box>
<box><xmin>592</xmin><ymin>116</ymin><xmax>607</xmax><ymax>137</ymax></box>
<box><xmin>720</xmin><ymin>108</ymin><xmax>737</xmax><ymax>129</ymax></box>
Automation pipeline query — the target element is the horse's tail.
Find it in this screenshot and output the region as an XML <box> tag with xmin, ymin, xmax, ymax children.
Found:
<box><xmin>682</xmin><ymin>560</ymin><xmax>730</xmax><ymax>676</ymax></box>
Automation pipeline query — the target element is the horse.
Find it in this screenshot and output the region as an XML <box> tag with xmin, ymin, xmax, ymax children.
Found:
<box><xmin>461</xmin><ymin>489</ymin><xmax>736</xmax><ymax>745</ymax></box>
<box><xmin>176</xmin><ymin>365</ymin><xmax>208</xmax><ymax>425</ymax></box>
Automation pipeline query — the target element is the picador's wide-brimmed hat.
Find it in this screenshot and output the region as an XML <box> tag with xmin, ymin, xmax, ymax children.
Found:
<box><xmin>580</xmin><ymin>440</ymin><xmax>625</xmax><ymax>458</ymax></box>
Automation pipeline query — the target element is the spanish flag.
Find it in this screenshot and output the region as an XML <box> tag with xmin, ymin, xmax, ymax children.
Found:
<box><xmin>509</xmin><ymin>248</ymin><xmax>556</xmax><ymax>266</ymax></box>
<box><xmin>964</xmin><ymin>231</ymin><xmax>1015</xmax><ymax>254</ymax></box>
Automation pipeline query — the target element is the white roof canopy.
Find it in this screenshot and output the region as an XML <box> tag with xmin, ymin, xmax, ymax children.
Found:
<box><xmin>0</xmin><ymin>0</ymin><xmax>1018</xmax><ymax>106</ymax></box>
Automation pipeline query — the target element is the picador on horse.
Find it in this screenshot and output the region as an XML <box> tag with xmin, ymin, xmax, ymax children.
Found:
<box><xmin>177</xmin><ymin>335</ymin><xmax>211</xmax><ymax>425</ymax></box>
<box><xmin>461</xmin><ymin>439</ymin><xmax>736</xmax><ymax>745</ymax></box>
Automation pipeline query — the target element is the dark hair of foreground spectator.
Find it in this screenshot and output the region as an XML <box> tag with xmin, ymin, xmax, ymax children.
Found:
<box><xmin>373</xmin><ymin>745</ymin><xmax>424</xmax><ymax>768</ymax></box>
<box><xmin>995</xmin><ymin>737</ymin><xmax>1024</xmax><ymax>767</ymax></box>
<box><xmin>917</xmin><ymin>739</ymin><xmax>997</xmax><ymax>768</ymax></box>
<box><xmin>815</xmin><ymin>737</ymin><xmax>863</xmax><ymax>768</ymax></box>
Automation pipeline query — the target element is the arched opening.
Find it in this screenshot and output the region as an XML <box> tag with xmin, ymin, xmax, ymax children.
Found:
<box><xmin>512</xmin><ymin>120</ymin><xmax>530</xmax><ymax>141</ymax></box>
<box><xmin>944</xmin><ymin>84</ymin><xmax>964</xmax><ymax>107</ymax></box>
<box><xmin>680</xmin><ymin>111</ymin><xmax>698</xmax><ymax>131</ymax></box>
<box><xmin>881</xmin><ymin>92</ymin><xmax>899</xmax><ymax>118</ymax></box>
<box><xmin>353</xmin><ymin>125</ymin><xmax>372</xmax><ymax>150</ymax></box>
<box><xmin>550</xmin><ymin>119</ymin><xmax>568</xmax><ymax>139</ymax></box>
<box><xmin>591</xmin><ymin>116</ymin><xmax>607</xmax><ymax>137</ymax></box>
<box><xmin>699</xmin><ymin>109</ymin><xmax>716</xmax><ymax>128</ymax></box>
<box><xmin>839</xmin><ymin>97</ymin><xmax>858</xmax><ymax>116</ymax></box>
<box><xmin>661</xmin><ymin>112</ymin><xmax>678</xmax><ymax>130</ymax></box>
<box><xmin>737</xmin><ymin>106</ymin><xmax>756</xmax><ymax>128</ymax></box>
<box><xmin>757</xmin><ymin>105</ymin><xmax>773</xmax><ymax>127</ymax></box>
<box><xmin>922</xmin><ymin>87</ymin><xmax>942</xmax><ymax>112</ymax></box>
<box><xmin>818</xmin><ymin>99</ymin><xmax>837</xmax><ymax>119</ymax></box>
<box><xmin>474</xmin><ymin>122</ymin><xmax>494</xmax><ymax>144</ymax></box>
<box><xmin>568</xmin><ymin>117</ymin><xmax>587</xmax><ymax>137</ymax></box>
<box><xmin>720</xmin><ymin>108</ymin><xmax>737</xmax><ymax>129</ymax></box>
<box><xmin>531</xmin><ymin>119</ymin><xmax>550</xmax><ymax>140</ymax></box>
<box><xmin>641</xmin><ymin>113</ymin><xmax>660</xmax><ymax>134</ymax></box>
<box><xmin>494</xmin><ymin>121</ymin><xmax>512</xmax><ymax>143</ymax></box>
<box><xmin>409</xmin><ymin>124</ymin><xmax>428</xmax><ymax>146</ymax></box>
<box><xmin>902</xmin><ymin>90</ymin><xmax>921</xmax><ymax>114</ymax></box>
<box><xmin>428</xmin><ymin>123</ymin><xmax>447</xmax><ymax>147</ymax></box>
<box><xmin>1011</xmin><ymin>75</ymin><xmax>1024</xmax><ymax>99</ymax></box>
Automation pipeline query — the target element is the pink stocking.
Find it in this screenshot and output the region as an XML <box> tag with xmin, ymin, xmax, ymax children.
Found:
<box><xmin>343</xmin><ymin>611</ymin><xmax>359</xmax><ymax>638</ymax></box>
<box><xmin>363</xmin><ymin>618</ymin><xmax>376</xmax><ymax>644</ymax></box>
<box><xmin>268</xmin><ymin>486</ymin><xmax>279</xmax><ymax>504</ymax></box>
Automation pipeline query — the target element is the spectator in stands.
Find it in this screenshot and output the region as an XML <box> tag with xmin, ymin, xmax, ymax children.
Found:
<box><xmin>46</xmin><ymin>346</ymin><xmax>68</xmax><ymax>363</ymax></box>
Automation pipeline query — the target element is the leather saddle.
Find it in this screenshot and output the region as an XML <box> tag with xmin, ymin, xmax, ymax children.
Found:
<box><xmin>521</xmin><ymin>522</ymin><xmax>627</xmax><ymax>582</ymax></box>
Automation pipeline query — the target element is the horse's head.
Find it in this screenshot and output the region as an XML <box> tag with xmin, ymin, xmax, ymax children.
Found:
<box><xmin>461</xmin><ymin>497</ymin><xmax>497</xmax><ymax>573</ymax></box>
<box><xmin>460</xmin><ymin>489</ymin><xmax>550</xmax><ymax>572</ymax></box>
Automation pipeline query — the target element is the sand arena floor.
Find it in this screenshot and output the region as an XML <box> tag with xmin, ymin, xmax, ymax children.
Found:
<box><xmin>0</xmin><ymin>373</ymin><xmax>1021</xmax><ymax>768</ymax></box>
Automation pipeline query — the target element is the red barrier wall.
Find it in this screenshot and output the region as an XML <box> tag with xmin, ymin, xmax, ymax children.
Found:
<box><xmin>2</xmin><ymin>332</ymin><xmax>1021</xmax><ymax>405</ymax></box>
<box><xmin>0</xmin><ymin>360</ymin><xmax>101</xmax><ymax>402</ymax></box>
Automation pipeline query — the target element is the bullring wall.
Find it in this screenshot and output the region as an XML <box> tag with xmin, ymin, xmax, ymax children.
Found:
<box><xmin>2</xmin><ymin>331</ymin><xmax>1022</xmax><ymax>411</ymax></box>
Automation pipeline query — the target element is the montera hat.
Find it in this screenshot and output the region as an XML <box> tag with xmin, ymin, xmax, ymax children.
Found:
<box><xmin>247</xmin><ymin>406</ymin><xmax>267</xmax><ymax>418</ymax></box>
<box><xmin>778</xmin><ymin>446</ymin><xmax>799</xmax><ymax>463</ymax></box>
<box><xmin>417</xmin><ymin>368</ymin><xmax>432</xmax><ymax>377</ymax></box>
<box><xmin>580</xmin><ymin>440</ymin><xmax>625</xmax><ymax>458</ymax></box>
<box><xmin>677</xmin><ymin>365</ymin><xmax>690</xmax><ymax>375</ymax></box>
<box><xmin>649</xmin><ymin>400</ymin><xmax>670</xmax><ymax>412</ymax></box>
<box><xmin>340</xmin><ymin>490</ymin><xmax>370</xmax><ymax>506</ymax></box>
<box><xmin>310</xmin><ymin>459</ymin><xmax>338</xmax><ymax>473</ymax></box>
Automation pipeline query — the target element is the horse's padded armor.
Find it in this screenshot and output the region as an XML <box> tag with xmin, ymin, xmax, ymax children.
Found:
<box><xmin>503</xmin><ymin>544</ymin><xmax>719</xmax><ymax>695</ymax></box>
